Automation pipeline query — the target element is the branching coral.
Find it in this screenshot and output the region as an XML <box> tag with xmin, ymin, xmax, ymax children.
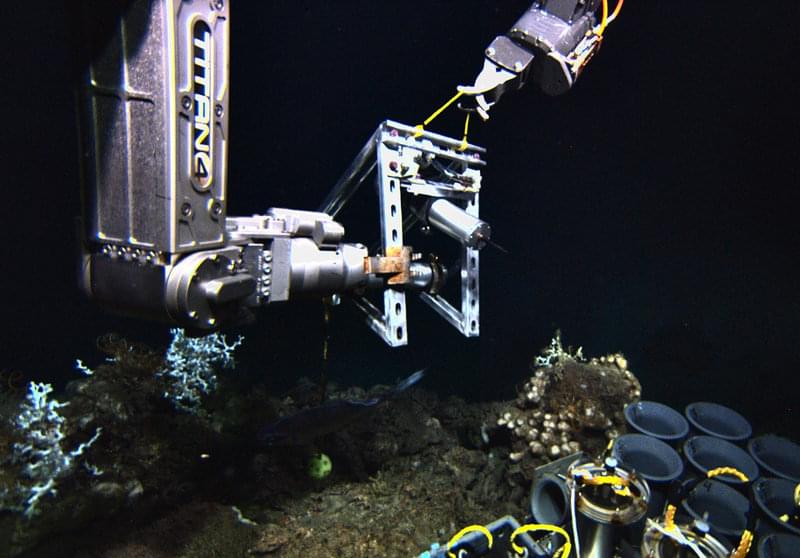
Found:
<box><xmin>156</xmin><ymin>328</ymin><xmax>244</xmax><ymax>413</ymax></box>
<box><xmin>1</xmin><ymin>382</ymin><xmax>101</xmax><ymax>518</ymax></box>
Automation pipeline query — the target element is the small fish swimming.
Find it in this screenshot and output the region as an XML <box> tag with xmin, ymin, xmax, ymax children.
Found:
<box><xmin>258</xmin><ymin>369</ymin><xmax>425</xmax><ymax>446</ymax></box>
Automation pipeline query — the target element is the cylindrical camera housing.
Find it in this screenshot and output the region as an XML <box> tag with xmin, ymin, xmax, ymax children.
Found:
<box><xmin>426</xmin><ymin>199</ymin><xmax>491</xmax><ymax>249</ymax></box>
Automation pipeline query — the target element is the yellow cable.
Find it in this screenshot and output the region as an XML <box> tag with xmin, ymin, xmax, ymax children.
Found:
<box><xmin>730</xmin><ymin>529</ymin><xmax>753</xmax><ymax>558</ymax></box>
<box><xmin>707</xmin><ymin>467</ymin><xmax>749</xmax><ymax>483</ymax></box>
<box><xmin>458</xmin><ymin>113</ymin><xmax>471</xmax><ymax>151</ymax></box>
<box><xmin>577</xmin><ymin>472</ymin><xmax>630</xmax><ymax>487</ymax></box>
<box><xmin>665</xmin><ymin>504</ymin><xmax>677</xmax><ymax>530</ymax></box>
<box><xmin>609</xmin><ymin>0</ymin><xmax>624</xmax><ymax>22</ymax></box>
<box><xmin>794</xmin><ymin>483</ymin><xmax>800</xmax><ymax>507</ymax></box>
<box><xmin>597</xmin><ymin>0</ymin><xmax>609</xmax><ymax>36</ymax></box>
<box><xmin>510</xmin><ymin>524</ymin><xmax>572</xmax><ymax>557</ymax></box>
<box><xmin>415</xmin><ymin>90</ymin><xmax>465</xmax><ymax>137</ymax></box>
<box><xmin>576</xmin><ymin>472</ymin><xmax>632</xmax><ymax>496</ymax></box>
<box><xmin>446</xmin><ymin>524</ymin><xmax>493</xmax><ymax>558</ymax></box>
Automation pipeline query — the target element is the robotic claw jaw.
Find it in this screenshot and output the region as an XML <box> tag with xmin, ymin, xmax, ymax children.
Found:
<box><xmin>456</xmin><ymin>57</ymin><xmax>521</xmax><ymax>121</ymax></box>
<box><xmin>457</xmin><ymin>0</ymin><xmax>609</xmax><ymax>120</ymax></box>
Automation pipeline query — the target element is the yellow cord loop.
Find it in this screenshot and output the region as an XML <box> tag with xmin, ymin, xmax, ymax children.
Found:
<box><xmin>731</xmin><ymin>529</ymin><xmax>754</xmax><ymax>558</ymax></box>
<box><xmin>664</xmin><ymin>504</ymin><xmax>677</xmax><ymax>530</ymax></box>
<box><xmin>446</xmin><ymin>524</ymin><xmax>493</xmax><ymax>558</ymax></box>
<box><xmin>794</xmin><ymin>483</ymin><xmax>800</xmax><ymax>507</ymax></box>
<box><xmin>610</xmin><ymin>0</ymin><xmax>625</xmax><ymax>21</ymax></box>
<box><xmin>415</xmin><ymin>90</ymin><xmax>465</xmax><ymax>138</ymax></box>
<box><xmin>707</xmin><ymin>467</ymin><xmax>749</xmax><ymax>483</ymax></box>
<box><xmin>597</xmin><ymin>0</ymin><xmax>625</xmax><ymax>36</ymax></box>
<box><xmin>510</xmin><ymin>524</ymin><xmax>572</xmax><ymax>558</ymax></box>
<box><xmin>665</xmin><ymin>503</ymin><xmax>751</xmax><ymax>558</ymax></box>
<box><xmin>576</xmin><ymin>471</ymin><xmax>633</xmax><ymax>497</ymax></box>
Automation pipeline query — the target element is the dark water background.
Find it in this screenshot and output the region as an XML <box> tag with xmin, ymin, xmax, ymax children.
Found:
<box><xmin>2</xmin><ymin>2</ymin><xmax>797</xmax><ymax>437</ymax></box>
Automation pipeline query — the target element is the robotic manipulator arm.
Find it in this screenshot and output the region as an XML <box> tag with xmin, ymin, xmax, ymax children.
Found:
<box><xmin>76</xmin><ymin>0</ymin><xmax>612</xmax><ymax>347</ymax></box>
<box><xmin>459</xmin><ymin>0</ymin><xmax>617</xmax><ymax>119</ymax></box>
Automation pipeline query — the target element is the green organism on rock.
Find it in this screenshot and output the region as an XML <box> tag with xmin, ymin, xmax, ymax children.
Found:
<box><xmin>307</xmin><ymin>453</ymin><xmax>332</xmax><ymax>480</ymax></box>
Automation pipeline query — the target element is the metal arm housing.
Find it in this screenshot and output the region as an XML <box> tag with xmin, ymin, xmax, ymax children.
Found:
<box><xmin>75</xmin><ymin>0</ymin><xmax>491</xmax><ymax>346</ymax></box>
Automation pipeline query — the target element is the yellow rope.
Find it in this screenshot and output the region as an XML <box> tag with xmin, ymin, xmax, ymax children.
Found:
<box><xmin>576</xmin><ymin>471</ymin><xmax>632</xmax><ymax>497</ymax></box>
<box><xmin>664</xmin><ymin>504</ymin><xmax>677</xmax><ymax>530</ymax></box>
<box><xmin>730</xmin><ymin>529</ymin><xmax>753</xmax><ymax>558</ymax></box>
<box><xmin>597</xmin><ymin>0</ymin><xmax>609</xmax><ymax>36</ymax></box>
<box><xmin>415</xmin><ymin>90</ymin><xmax>465</xmax><ymax>137</ymax></box>
<box><xmin>458</xmin><ymin>113</ymin><xmax>471</xmax><ymax>151</ymax></box>
<box><xmin>610</xmin><ymin>0</ymin><xmax>625</xmax><ymax>21</ymax></box>
<box><xmin>510</xmin><ymin>524</ymin><xmax>572</xmax><ymax>557</ymax></box>
<box><xmin>446</xmin><ymin>524</ymin><xmax>493</xmax><ymax>558</ymax></box>
<box><xmin>707</xmin><ymin>467</ymin><xmax>749</xmax><ymax>483</ymax></box>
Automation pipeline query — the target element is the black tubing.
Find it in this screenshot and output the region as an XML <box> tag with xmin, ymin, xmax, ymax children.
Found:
<box><xmin>685</xmin><ymin>401</ymin><xmax>752</xmax><ymax>442</ymax></box>
<box><xmin>624</xmin><ymin>401</ymin><xmax>689</xmax><ymax>442</ymax></box>
<box><xmin>748</xmin><ymin>435</ymin><xmax>800</xmax><ymax>483</ymax></box>
<box><xmin>683</xmin><ymin>435</ymin><xmax>760</xmax><ymax>486</ymax></box>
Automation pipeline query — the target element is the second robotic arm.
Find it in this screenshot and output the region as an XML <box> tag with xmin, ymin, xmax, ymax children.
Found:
<box><xmin>459</xmin><ymin>0</ymin><xmax>618</xmax><ymax>119</ymax></box>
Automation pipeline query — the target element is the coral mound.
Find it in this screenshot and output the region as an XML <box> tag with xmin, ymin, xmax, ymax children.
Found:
<box><xmin>498</xmin><ymin>334</ymin><xmax>641</xmax><ymax>477</ymax></box>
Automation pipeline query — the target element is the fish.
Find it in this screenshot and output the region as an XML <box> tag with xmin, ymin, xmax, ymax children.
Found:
<box><xmin>258</xmin><ymin>369</ymin><xmax>425</xmax><ymax>446</ymax></box>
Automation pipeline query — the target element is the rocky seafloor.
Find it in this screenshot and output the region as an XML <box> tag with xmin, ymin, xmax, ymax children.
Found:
<box><xmin>0</xmin><ymin>334</ymin><xmax>639</xmax><ymax>557</ymax></box>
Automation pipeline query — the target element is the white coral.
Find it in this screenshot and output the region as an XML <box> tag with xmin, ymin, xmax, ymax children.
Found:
<box><xmin>535</xmin><ymin>331</ymin><xmax>584</xmax><ymax>367</ymax></box>
<box><xmin>3</xmin><ymin>382</ymin><xmax>101</xmax><ymax>518</ymax></box>
<box><xmin>157</xmin><ymin>328</ymin><xmax>244</xmax><ymax>413</ymax></box>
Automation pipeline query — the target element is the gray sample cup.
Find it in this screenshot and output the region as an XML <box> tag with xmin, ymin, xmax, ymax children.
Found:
<box><xmin>685</xmin><ymin>401</ymin><xmax>752</xmax><ymax>442</ymax></box>
<box><xmin>757</xmin><ymin>533</ymin><xmax>800</xmax><ymax>558</ymax></box>
<box><xmin>683</xmin><ymin>435</ymin><xmax>760</xmax><ymax>488</ymax></box>
<box><xmin>682</xmin><ymin>479</ymin><xmax>750</xmax><ymax>543</ymax></box>
<box><xmin>624</xmin><ymin>401</ymin><xmax>689</xmax><ymax>444</ymax></box>
<box><xmin>748</xmin><ymin>435</ymin><xmax>800</xmax><ymax>483</ymax></box>
<box><xmin>752</xmin><ymin>477</ymin><xmax>800</xmax><ymax>537</ymax></box>
<box><xmin>612</xmin><ymin>434</ymin><xmax>684</xmax><ymax>517</ymax></box>
<box><xmin>530</xmin><ymin>473</ymin><xmax>570</xmax><ymax>526</ymax></box>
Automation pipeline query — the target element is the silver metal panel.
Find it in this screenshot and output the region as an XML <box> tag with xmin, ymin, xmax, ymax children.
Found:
<box><xmin>173</xmin><ymin>0</ymin><xmax>229</xmax><ymax>249</ymax></box>
<box><xmin>91</xmin><ymin>94</ymin><xmax>131</xmax><ymax>242</ymax></box>
<box><xmin>374</xmin><ymin>138</ymin><xmax>408</xmax><ymax>346</ymax></box>
<box><xmin>79</xmin><ymin>0</ymin><xmax>229</xmax><ymax>254</ymax></box>
<box><xmin>383</xmin><ymin>120</ymin><xmax>486</xmax><ymax>155</ymax></box>
<box><xmin>461</xmin><ymin>198</ymin><xmax>481</xmax><ymax>337</ymax></box>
